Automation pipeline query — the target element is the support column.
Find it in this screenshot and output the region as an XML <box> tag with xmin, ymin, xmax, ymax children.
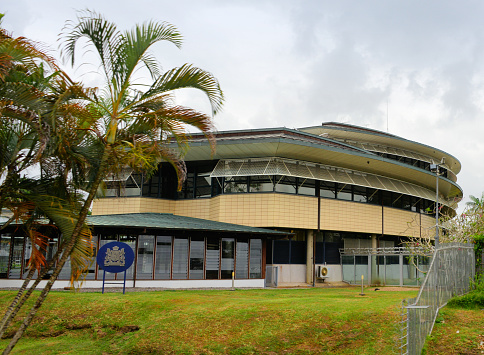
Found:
<box><xmin>371</xmin><ymin>234</ymin><xmax>378</xmax><ymax>285</ymax></box>
<box><xmin>306</xmin><ymin>230</ymin><xmax>314</xmax><ymax>284</ymax></box>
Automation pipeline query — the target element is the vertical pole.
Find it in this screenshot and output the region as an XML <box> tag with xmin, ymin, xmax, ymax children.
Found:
<box><xmin>399</xmin><ymin>254</ymin><xmax>404</xmax><ymax>286</ymax></box>
<box><xmin>360</xmin><ymin>275</ymin><xmax>364</xmax><ymax>295</ymax></box>
<box><xmin>435</xmin><ymin>171</ymin><xmax>439</xmax><ymax>247</ymax></box>
<box><xmin>123</xmin><ymin>270</ymin><xmax>127</xmax><ymax>294</ymax></box>
<box><xmin>102</xmin><ymin>269</ymin><xmax>106</xmax><ymax>294</ymax></box>
<box><xmin>231</xmin><ymin>271</ymin><xmax>235</xmax><ymax>291</ymax></box>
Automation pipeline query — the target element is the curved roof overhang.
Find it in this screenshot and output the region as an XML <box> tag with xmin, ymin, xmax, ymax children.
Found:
<box><xmin>298</xmin><ymin>123</ymin><xmax>462</xmax><ymax>175</ymax></box>
<box><xmin>175</xmin><ymin>129</ymin><xmax>463</xmax><ymax>201</ymax></box>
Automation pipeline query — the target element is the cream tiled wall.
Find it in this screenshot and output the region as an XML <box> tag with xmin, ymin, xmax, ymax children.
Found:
<box><xmin>384</xmin><ymin>207</ymin><xmax>420</xmax><ymax>237</ymax></box>
<box><xmin>91</xmin><ymin>195</ymin><xmax>437</xmax><ymax>237</ymax></box>
<box><xmin>319</xmin><ymin>199</ymin><xmax>382</xmax><ymax>234</ymax></box>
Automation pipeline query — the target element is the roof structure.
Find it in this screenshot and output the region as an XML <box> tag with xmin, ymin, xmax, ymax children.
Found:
<box><xmin>87</xmin><ymin>213</ymin><xmax>290</xmax><ymax>236</ymax></box>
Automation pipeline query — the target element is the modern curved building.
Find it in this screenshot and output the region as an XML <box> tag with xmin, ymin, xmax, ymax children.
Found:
<box><xmin>90</xmin><ymin>122</ymin><xmax>463</xmax><ymax>286</ymax></box>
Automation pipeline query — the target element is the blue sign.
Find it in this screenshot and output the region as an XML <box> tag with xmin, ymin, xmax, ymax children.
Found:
<box><xmin>96</xmin><ymin>241</ymin><xmax>135</xmax><ymax>274</ymax></box>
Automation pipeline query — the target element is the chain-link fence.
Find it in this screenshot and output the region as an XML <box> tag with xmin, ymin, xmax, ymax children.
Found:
<box><xmin>400</xmin><ymin>242</ymin><xmax>475</xmax><ymax>355</ymax></box>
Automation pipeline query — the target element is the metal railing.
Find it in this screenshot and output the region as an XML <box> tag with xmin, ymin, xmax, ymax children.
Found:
<box><xmin>400</xmin><ymin>242</ymin><xmax>475</xmax><ymax>354</ymax></box>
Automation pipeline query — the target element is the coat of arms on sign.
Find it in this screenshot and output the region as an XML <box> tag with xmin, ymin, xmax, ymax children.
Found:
<box><xmin>105</xmin><ymin>246</ymin><xmax>125</xmax><ymax>266</ymax></box>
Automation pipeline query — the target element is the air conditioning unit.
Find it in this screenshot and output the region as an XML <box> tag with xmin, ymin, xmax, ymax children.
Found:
<box><xmin>317</xmin><ymin>266</ymin><xmax>329</xmax><ymax>279</ymax></box>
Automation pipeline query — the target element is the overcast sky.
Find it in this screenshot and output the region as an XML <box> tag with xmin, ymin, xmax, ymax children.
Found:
<box><xmin>3</xmin><ymin>1</ymin><xmax>484</xmax><ymax>211</ymax></box>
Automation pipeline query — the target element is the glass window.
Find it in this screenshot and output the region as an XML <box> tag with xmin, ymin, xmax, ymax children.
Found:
<box><xmin>189</xmin><ymin>237</ymin><xmax>205</xmax><ymax>279</ymax></box>
<box><xmin>249</xmin><ymin>239</ymin><xmax>262</xmax><ymax>279</ymax></box>
<box><xmin>337</xmin><ymin>184</ymin><xmax>352</xmax><ymax>201</ymax></box>
<box><xmin>368</xmin><ymin>189</ymin><xmax>380</xmax><ymax>205</ymax></box>
<box><xmin>136</xmin><ymin>235</ymin><xmax>154</xmax><ymax>279</ymax></box>
<box><xmin>298</xmin><ymin>178</ymin><xmax>316</xmax><ymax>196</ymax></box>
<box><xmin>275</xmin><ymin>176</ymin><xmax>296</xmax><ymax>194</ymax></box>
<box><xmin>205</xmin><ymin>237</ymin><xmax>220</xmax><ymax>279</ymax></box>
<box><xmin>353</xmin><ymin>186</ymin><xmax>367</xmax><ymax>203</ymax></box>
<box><xmin>172</xmin><ymin>237</ymin><xmax>189</xmax><ymax>279</ymax></box>
<box><xmin>392</xmin><ymin>193</ymin><xmax>403</xmax><ymax>209</ymax></box>
<box><xmin>411</xmin><ymin>197</ymin><xmax>420</xmax><ymax>212</ymax></box>
<box><xmin>224</xmin><ymin>177</ymin><xmax>248</xmax><ymax>194</ymax></box>
<box><xmin>195</xmin><ymin>173</ymin><xmax>212</xmax><ymax>198</ymax></box>
<box><xmin>0</xmin><ymin>234</ymin><xmax>11</xmax><ymax>278</ymax></box>
<box><xmin>401</xmin><ymin>195</ymin><xmax>412</xmax><ymax>211</ymax></box>
<box><xmin>249</xmin><ymin>176</ymin><xmax>274</xmax><ymax>192</ymax></box>
<box><xmin>9</xmin><ymin>235</ymin><xmax>24</xmax><ymax>279</ymax></box>
<box><xmin>125</xmin><ymin>174</ymin><xmax>142</xmax><ymax>196</ymax></box>
<box><xmin>155</xmin><ymin>236</ymin><xmax>172</xmax><ymax>279</ymax></box>
<box><xmin>381</xmin><ymin>191</ymin><xmax>392</xmax><ymax>207</ymax></box>
<box><xmin>320</xmin><ymin>181</ymin><xmax>336</xmax><ymax>198</ymax></box>
<box><xmin>235</xmin><ymin>239</ymin><xmax>249</xmax><ymax>279</ymax></box>
<box><xmin>221</xmin><ymin>238</ymin><xmax>235</xmax><ymax>279</ymax></box>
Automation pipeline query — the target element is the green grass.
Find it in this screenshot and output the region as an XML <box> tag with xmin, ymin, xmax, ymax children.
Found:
<box><xmin>0</xmin><ymin>287</ymin><xmax>417</xmax><ymax>354</ymax></box>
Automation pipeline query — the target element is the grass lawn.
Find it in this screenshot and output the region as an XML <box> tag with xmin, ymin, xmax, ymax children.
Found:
<box><xmin>0</xmin><ymin>287</ymin><xmax>418</xmax><ymax>354</ymax></box>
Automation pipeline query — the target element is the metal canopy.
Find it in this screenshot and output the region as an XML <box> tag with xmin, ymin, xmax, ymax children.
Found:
<box><xmin>211</xmin><ymin>157</ymin><xmax>453</xmax><ymax>207</ymax></box>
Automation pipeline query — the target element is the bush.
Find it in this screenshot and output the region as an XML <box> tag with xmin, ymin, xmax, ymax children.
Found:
<box><xmin>447</xmin><ymin>274</ymin><xmax>484</xmax><ymax>309</ymax></box>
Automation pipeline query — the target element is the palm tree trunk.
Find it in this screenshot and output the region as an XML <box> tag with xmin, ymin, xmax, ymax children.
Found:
<box><xmin>2</xmin><ymin>150</ymin><xmax>110</xmax><ymax>355</ymax></box>
<box><xmin>0</xmin><ymin>268</ymin><xmax>35</xmax><ymax>338</ymax></box>
<box><xmin>0</xmin><ymin>246</ymin><xmax>63</xmax><ymax>338</ymax></box>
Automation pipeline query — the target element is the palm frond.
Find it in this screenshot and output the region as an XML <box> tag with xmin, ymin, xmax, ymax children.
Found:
<box><xmin>146</xmin><ymin>63</ymin><xmax>224</xmax><ymax>115</ymax></box>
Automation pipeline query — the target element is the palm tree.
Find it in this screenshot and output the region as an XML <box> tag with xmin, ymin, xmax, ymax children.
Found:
<box><xmin>2</xmin><ymin>10</ymin><xmax>223</xmax><ymax>353</ymax></box>
<box><xmin>0</xmin><ymin>17</ymin><xmax>94</xmax><ymax>342</ymax></box>
<box><xmin>466</xmin><ymin>193</ymin><xmax>484</xmax><ymax>213</ymax></box>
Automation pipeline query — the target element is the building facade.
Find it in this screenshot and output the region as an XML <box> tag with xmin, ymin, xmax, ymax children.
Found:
<box><xmin>0</xmin><ymin>213</ymin><xmax>289</xmax><ymax>289</ymax></box>
<box><xmin>91</xmin><ymin>123</ymin><xmax>463</xmax><ymax>286</ymax></box>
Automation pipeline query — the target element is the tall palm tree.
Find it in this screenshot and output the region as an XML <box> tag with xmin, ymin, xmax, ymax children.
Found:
<box><xmin>0</xmin><ymin>17</ymin><xmax>94</xmax><ymax>342</ymax></box>
<box><xmin>2</xmin><ymin>10</ymin><xmax>223</xmax><ymax>353</ymax></box>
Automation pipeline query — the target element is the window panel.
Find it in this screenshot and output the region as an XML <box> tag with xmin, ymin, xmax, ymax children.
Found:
<box><xmin>249</xmin><ymin>239</ymin><xmax>262</xmax><ymax>279</ymax></box>
<box><xmin>224</xmin><ymin>177</ymin><xmax>248</xmax><ymax>194</ymax></box>
<box><xmin>235</xmin><ymin>239</ymin><xmax>249</xmax><ymax>279</ymax></box>
<box><xmin>353</xmin><ymin>186</ymin><xmax>367</xmax><ymax>203</ymax></box>
<box><xmin>9</xmin><ymin>236</ymin><xmax>24</xmax><ymax>279</ymax></box>
<box><xmin>172</xmin><ymin>237</ymin><xmax>189</xmax><ymax>279</ymax></box>
<box><xmin>189</xmin><ymin>238</ymin><xmax>205</xmax><ymax>279</ymax></box>
<box><xmin>205</xmin><ymin>238</ymin><xmax>220</xmax><ymax>279</ymax></box>
<box><xmin>320</xmin><ymin>181</ymin><xmax>336</xmax><ymax>198</ymax></box>
<box><xmin>195</xmin><ymin>173</ymin><xmax>212</xmax><ymax>198</ymax></box>
<box><xmin>367</xmin><ymin>188</ymin><xmax>380</xmax><ymax>205</ymax></box>
<box><xmin>249</xmin><ymin>176</ymin><xmax>274</xmax><ymax>192</ymax></box>
<box><xmin>337</xmin><ymin>184</ymin><xmax>352</xmax><ymax>201</ymax></box>
<box><xmin>0</xmin><ymin>234</ymin><xmax>11</xmax><ymax>278</ymax></box>
<box><xmin>155</xmin><ymin>236</ymin><xmax>172</xmax><ymax>279</ymax></box>
<box><xmin>298</xmin><ymin>178</ymin><xmax>316</xmax><ymax>196</ymax></box>
<box><xmin>275</xmin><ymin>176</ymin><xmax>296</xmax><ymax>194</ymax></box>
<box><xmin>136</xmin><ymin>235</ymin><xmax>154</xmax><ymax>279</ymax></box>
<box><xmin>221</xmin><ymin>238</ymin><xmax>235</xmax><ymax>279</ymax></box>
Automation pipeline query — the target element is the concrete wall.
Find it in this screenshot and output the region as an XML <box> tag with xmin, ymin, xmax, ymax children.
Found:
<box><xmin>272</xmin><ymin>264</ymin><xmax>343</xmax><ymax>284</ymax></box>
